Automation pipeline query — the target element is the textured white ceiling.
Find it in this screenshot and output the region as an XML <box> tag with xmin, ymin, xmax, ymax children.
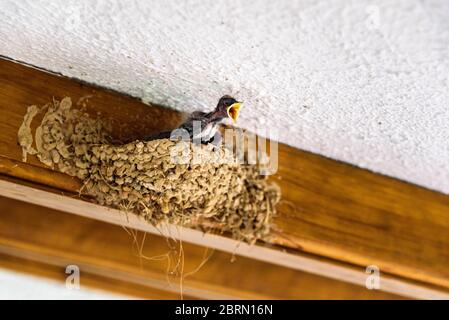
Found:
<box><xmin>1</xmin><ymin>0</ymin><xmax>449</xmax><ymax>193</ymax></box>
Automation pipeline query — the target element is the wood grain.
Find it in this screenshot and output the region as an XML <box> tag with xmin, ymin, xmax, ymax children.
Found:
<box><xmin>3</xmin><ymin>176</ymin><xmax>446</xmax><ymax>299</ymax></box>
<box><xmin>1</xmin><ymin>58</ymin><xmax>449</xmax><ymax>295</ymax></box>
<box><xmin>0</xmin><ymin>195</ymin><xmax>402</xmax><ymax>300</ymax></box>
<box><xmin>0</xmin><ymin>253</ymin><xmax>191</xmax><ymax>299</ymax></box>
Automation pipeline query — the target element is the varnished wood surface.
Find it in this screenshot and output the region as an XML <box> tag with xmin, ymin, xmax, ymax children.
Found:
<box><xmin>0</xmin><ymin>58</ymin><xmax>449</xmax><ymax>294</ymax></box>
<box><xmin>4</xmin><ymin>176</ymin><xmax>446</xmax><ymax>299</ymax></box>
<box><xmin>0</xmin><ymin>195</ymin><xmax>401</xmax><ymax>299</ymax></box>
<box><xmin>0</xmin><ymin>253</ymin><xmax>191</xmax><ymax>299</ymax></box>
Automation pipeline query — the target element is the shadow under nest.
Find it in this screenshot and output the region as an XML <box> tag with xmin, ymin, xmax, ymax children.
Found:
<box><xmin>18</xmin><ymin>97</ymin><xmax>280</xmax><ymax>244</ymax></box>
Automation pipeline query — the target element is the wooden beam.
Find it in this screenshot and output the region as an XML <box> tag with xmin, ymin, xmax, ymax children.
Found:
<box><xmin>2</xmin><ymin>176</ymin><xmax>446</xmax><ymax>299</ymax></box>
<box><xmin>0</xmin><ymin>253</ymin><xmax>190</xmax><ymax>299</ymax></box>
<box><xmin>1</xmin><ymin>58</ymin><xmax>449</xmax><ymax>298</ymax></box>
<box><xmin>0</xmin><ymin>195</ymin><xmax>401</xmax><ymax>299</ymax></box>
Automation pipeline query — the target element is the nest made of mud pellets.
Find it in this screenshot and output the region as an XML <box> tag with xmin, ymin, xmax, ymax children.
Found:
<box><xmin>18</xmin><ymin>97</ymin><xmax>281</xmax><ymax>243</ymax></box>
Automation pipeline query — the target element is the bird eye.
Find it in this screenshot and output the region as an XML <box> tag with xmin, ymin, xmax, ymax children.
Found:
<box><xmin>224</xmin><ymin>98</ymin><xmax>236</xmax><ymax>106</ymax></box>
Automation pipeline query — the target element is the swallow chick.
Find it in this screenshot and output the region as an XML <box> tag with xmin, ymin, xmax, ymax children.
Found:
<box><xmin>146</xmin><ymin>95</ymin><xmax>242</xmax><ymax>145</ymax></box>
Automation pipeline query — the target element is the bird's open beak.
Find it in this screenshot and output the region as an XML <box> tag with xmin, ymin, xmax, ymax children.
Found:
<box><xmin>227</xmin><ymin>102</ymin><xmax>242</xmax><ymax>124</ymax></box>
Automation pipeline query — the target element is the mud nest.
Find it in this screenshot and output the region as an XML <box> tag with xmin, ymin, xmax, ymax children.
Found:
<box><xmin>18</xmin><ymin>97</ymin><xmax>280</xmax><ymax>243</ymax></box>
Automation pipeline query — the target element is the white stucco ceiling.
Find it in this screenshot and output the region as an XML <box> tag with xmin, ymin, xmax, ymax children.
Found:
<box><xmin>1</xmin><ymin>0</ymin><xmax>448</xmax><ymax>193</ymax></box>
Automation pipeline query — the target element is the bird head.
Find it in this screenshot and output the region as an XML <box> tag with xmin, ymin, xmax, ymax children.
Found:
<box><xmin>216</xmin><ymin>95</ymin><xmax>242</xmax><ymax>124</ymax></box>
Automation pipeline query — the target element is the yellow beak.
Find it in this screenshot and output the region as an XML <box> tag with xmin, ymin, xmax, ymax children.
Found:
<box><xmin>227</xmin><ymin>102</ymin><xmax>242</xmax><ymax>124</ymax></box>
